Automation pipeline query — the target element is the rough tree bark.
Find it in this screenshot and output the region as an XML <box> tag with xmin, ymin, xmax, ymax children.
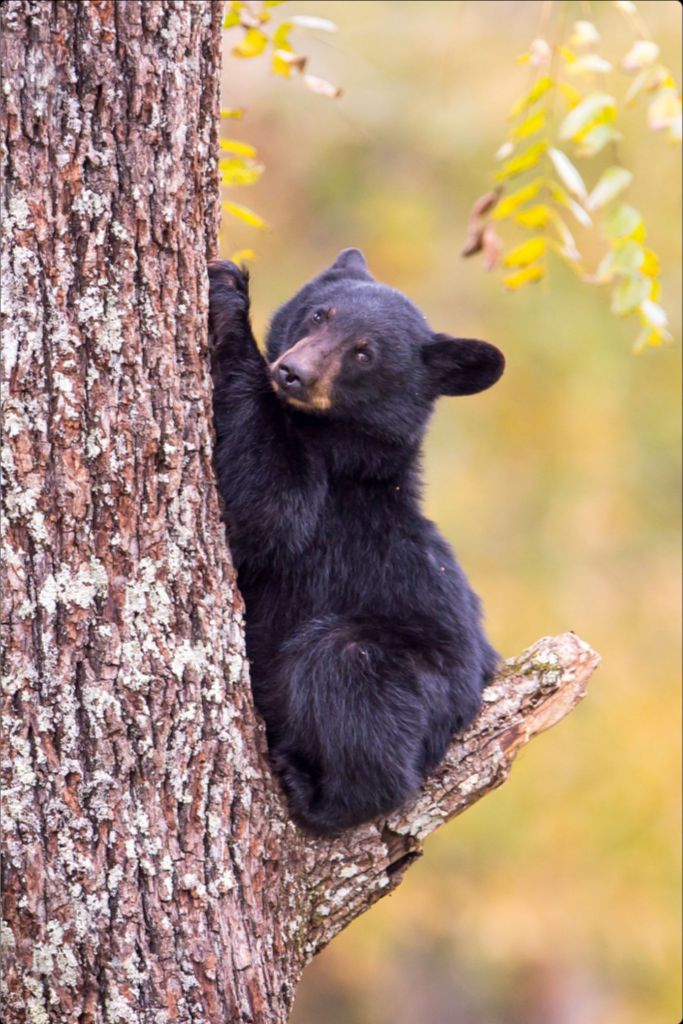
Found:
<box><xmin>0</xmin><ymin>3</ymin><xmax>600</xmax><ymax>1023</ymax></box>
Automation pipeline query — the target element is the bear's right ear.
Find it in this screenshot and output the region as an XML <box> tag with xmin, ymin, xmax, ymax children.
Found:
<box><xmin>325</xmin><ymin>248</ymin><xmax>373</xmax><ymax>281</ymax></box>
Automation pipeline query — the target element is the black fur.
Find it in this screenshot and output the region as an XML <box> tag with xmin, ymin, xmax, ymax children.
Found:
<box><xmin>209</xmin><ymin>249</ymin><xmax>505</xmax><ymax>836</ymax></box>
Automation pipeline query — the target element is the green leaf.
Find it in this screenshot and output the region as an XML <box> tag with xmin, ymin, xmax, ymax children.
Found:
<box><xmin>509</xmin><ymin>76</ymin><xmax>553</xmax><ymax>118</ymax></box>
<box><xmin>648</xmin><ymin>88</ymin><xmax>681</xmax><ymax>133</ymax></box>
<box><xmin>221</xmin><ymin>201</ymin><xmax>268</xmax><ymax>229</ymax></box>
<box><xmin>548</xmin><ymin>147</ymin><xmax>588</xmax><ymax>200</ymax></box>
<box><xmin>625</xmin><ymin>66</ymin><xmax>663</xmax><ymax>105</ymax></box>
<box><xmin>550</xmin><ymin>183</ymin><xmax>593</xmax><ymax>227</ymax></box>
<box><xmin>552</xmin><ymin>217</ymin><xmax>580</xmax><ymax>262</ymax></box>
<box><xmin>559</xmin><ymin>92</ymin><xmax>616</xmax><ymax>140</ymax></box>
<box><xmin>611</xmin><ymin>276</ymin><xmax>650</xmax><ymax>316</ymax></box>
<box><xmin>586</xmin><ymin>166</ymin><xmax>633</xmax><ymax>211</ymax></box>
<box><xmin>622</xmin><ymin>40</ymin><xmax>660</xmax><ymax>72</ymax></box>
<box><xmin>576</xmin><ymin>123</ymin><xmax>623</xmax><ymax>157</ymax></box>
<box><xmin>503</xmin><ymin>264</ymin><xmax>545</xmax><ymax>289</ymax></box>
<box><xmin>568</xmin><ymin>55</ymin><xmax>613</xmax><ymax>76</ymax></box>
<box><xmin>495</xmin><ymin>142</ymin><xmax>547</xmax><ymax>181</ymax></box>
<box><xmin>492</xmin><ymin>179</ymin><xmax>544</xmax><ymax>220</ymax></box>
<box><xmin>290</xmin><ymin>15</ymin><xmax>337</xmax><ymax>31</ymax></box>
<box><xmin>639</xmin><ymin>298</ymin><xmax>668</xmax><ymax>330</ymax></box>
<box><xmin>569</xmin><ymin>20</ymin><xmax>600</xmax><ymax>47</ymax></box>
<box><xmin>503</xmin><ymin>237</ymin><xmax>547</xmax><ymax>267</ymax></box>
<box><xmin>610</xmin><ymin>239</ymin><xmax>644</xmax><ymax>275</ymax></box>
<box><xmin>604</xmin><ymin>203</ymin><xmax>642</xmax><ymax>240</ymax></box>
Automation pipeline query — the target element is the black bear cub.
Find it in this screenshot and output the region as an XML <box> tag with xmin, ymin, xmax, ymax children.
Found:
<box><xmin>209</xmin><ymin>248</ymin><xmax>504</xmax><ymax>836</ymax></box>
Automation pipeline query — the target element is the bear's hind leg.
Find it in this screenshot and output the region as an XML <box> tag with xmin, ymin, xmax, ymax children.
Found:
<box><xmin>263</xmin><ymin>615</ymin><xmax>437</xmax><ymax>836</ymax></box>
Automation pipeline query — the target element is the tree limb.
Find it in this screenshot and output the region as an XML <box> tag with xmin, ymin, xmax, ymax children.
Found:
<box><xmin>291</xmin><ymin>631</ymin><xmax>600</xmax><ymax>959</ymax></box>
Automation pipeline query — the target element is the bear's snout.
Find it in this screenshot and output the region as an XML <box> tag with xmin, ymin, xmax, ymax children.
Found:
<box><xmin>270</xmin><ymin>332</ymin><xmax>344</xmax><ymax>413</ymax></box>
<box><xmin>276</xmin><ymin>357</ymin><xmax>316</xmax><ymax>393</ymax></box>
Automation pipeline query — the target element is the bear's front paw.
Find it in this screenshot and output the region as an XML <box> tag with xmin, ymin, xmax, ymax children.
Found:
<box><xmin>208</xmin><ymin>260</ymin><xmax>250</xmax><ymax>299</ymax></box>
<box><xmin>208</xmin><ymin>260</ymin><xmax>251</xmax><ymax>346</ymax></box>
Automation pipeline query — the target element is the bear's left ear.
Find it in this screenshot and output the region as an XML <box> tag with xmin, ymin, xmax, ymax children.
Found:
<box><xmin>325</xmin><ymin>248</ymin><xmax>373</xmax><ymax>281</ymax></box>
<box><xmin>422</xmin><ymin>334</ymin><xmax>505</xmax><ymax>396</ymax></box>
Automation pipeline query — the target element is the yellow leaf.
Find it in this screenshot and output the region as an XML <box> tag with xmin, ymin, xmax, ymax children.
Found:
<box><xmin>273</xmin><ymin>21</ymin><xmax>293</xmax><ymax>49</ymax></box>
<box><xmin>503</xmin><ymin>264</ymin><xmax>545</xmax><ymax>289</ymax></box>
<box><xmin>232</xmin><ymin>28</ymin><xmax>268</xmax><ymax>58</ymax></box>
<box><xmin>558</xmin><ymin>82</ymin><xmax>582</xmax><ymax>109</ymax></box>
<box><xmin>503</xmin><ymin>237</ymin><xmax>547</xmax><ymax>267</ymax></box>
<box><xmin>273</xmin><ymin>49</ymin><xmax>307</xmax><ymax>77</ymax></box>
<box><xmin>221</xmin><ymin>201</ymin><xmax>268</xmax><ymax>229</ymax></box>
<box><xmin>559</xmin><ymin>92</ymin><xmax>616</xmax><ymax>141</ymax></box>
<box><xmin>515</xmin><ymin>204</ymin><xmax>551</xmax><ymax>228</ymax></box>
<box><xmin>512</xmin><ymin>109</ymin><xmax>546</xmax><ymax>141</ymax></box>
<box><xmin>641</xmin><ymin>247</ymin><xmax>660</xmax><ymax>277</ymax></box>
<box><xmin>633</xmin><ymin>326</ymin><xmax>672</xmax><ymax>354</ymax></box>
<box><xmin>220</xmin><ymin>138</ymin><xmax>257</xmax><ymax>157</ymax></box>
<box><xmin>272</xmin><ymin>53</ymin><xmax>291</xmax><ymax>78</ymax></box>
<box><xmin>495</xmin><ymin>142</ymin><xmax>547</xmax><ymax>181</ymax></box>
<box><xmin>223</xmin><ymin>3</ymin><xmax>243</xmax><ymax>30</ymax></box>
<box><xmin>219</xmin><ymin>158</ymin><xmax>263</xmax><ymax>186</ymax></box>
<box><xmin>231</xmin><ymin>249</ymin><xmax>256</xmax><ymax>262</ymax></box>
<box><xmin>220</xmin><ymin>108</ymin><xmax>245</xmax><ymax>120</ymax></box>
<box><xmin>492</xmin><ymin>178</ymin><xmax>544</xmax><ymax>220</ymax></box>
<box><xmin>509</xmin><ymin>76</ymin><xmax>553</xmax><ymax>118</ymax></box>
<box><xmin>576</xmin><ymin>123</ymin><xmax>622</xmax><ymax>157</ymax></box>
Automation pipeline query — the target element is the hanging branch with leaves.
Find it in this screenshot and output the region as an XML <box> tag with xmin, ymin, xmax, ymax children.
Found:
<box><xmin>463</xmin><ymin>0</ymin><xmax>681</xmax><ymax>352</ymax></box>
<box><xmin>218</xmin><ymin>0</ymin><xmax>341</xmax><ymax>256</ymax></box>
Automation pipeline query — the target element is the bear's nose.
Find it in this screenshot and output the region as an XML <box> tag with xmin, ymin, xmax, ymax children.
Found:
<box><xmin>277</xmin><ymin>360</ymin><xmax>315</xmax><ymax>391</ymax></box>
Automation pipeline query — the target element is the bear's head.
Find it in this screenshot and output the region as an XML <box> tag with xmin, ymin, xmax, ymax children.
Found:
<box><xmin>266</xmin><ymin>249</ymin><xmax>504</xmax><ymax>441</ymax></box>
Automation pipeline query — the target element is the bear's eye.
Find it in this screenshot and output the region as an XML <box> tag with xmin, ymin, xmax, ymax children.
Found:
<box><xmin>311</xmin><ymin>309</ymin><xmax>328</xmax><ymax>325</ymax></box>
<box><xmin>354</xmin><ymin>346</ymin><xmax>372</xmax><ymax>366</ymax></box>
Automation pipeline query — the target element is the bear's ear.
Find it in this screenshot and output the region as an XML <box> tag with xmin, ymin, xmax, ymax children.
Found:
<box><xmin>422</xmin><ymin>334</ymin><xmax>505</xmax><ymax>396</ymax></box>
<box><xmin>326</xmin><ymin>248</ymin><xmax>373</xmax><ymax>281</ymax></box>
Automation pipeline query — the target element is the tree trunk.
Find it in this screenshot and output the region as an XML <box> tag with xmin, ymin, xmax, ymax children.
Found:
<box><xmin>0</xmin><ymin>3</ymin><xmax>600</xmax><ymax>1022</ymax></box>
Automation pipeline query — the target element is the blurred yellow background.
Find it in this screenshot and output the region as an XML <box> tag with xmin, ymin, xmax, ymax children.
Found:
<box><xmin>219</xmin><ymin>3</ymin><xmax>682</xmax><ymax>1022</ymax></box>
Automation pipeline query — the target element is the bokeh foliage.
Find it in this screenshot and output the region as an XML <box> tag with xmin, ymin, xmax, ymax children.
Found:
<box><xmin>218</xmin><ymin>3</ymin><xmax>681</xmax><ymax>1022</ymax></box>
<box><xmin>463</xmin><ymin>0</ymin><xmax>680</xmax><ymax>352</ymax></box>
